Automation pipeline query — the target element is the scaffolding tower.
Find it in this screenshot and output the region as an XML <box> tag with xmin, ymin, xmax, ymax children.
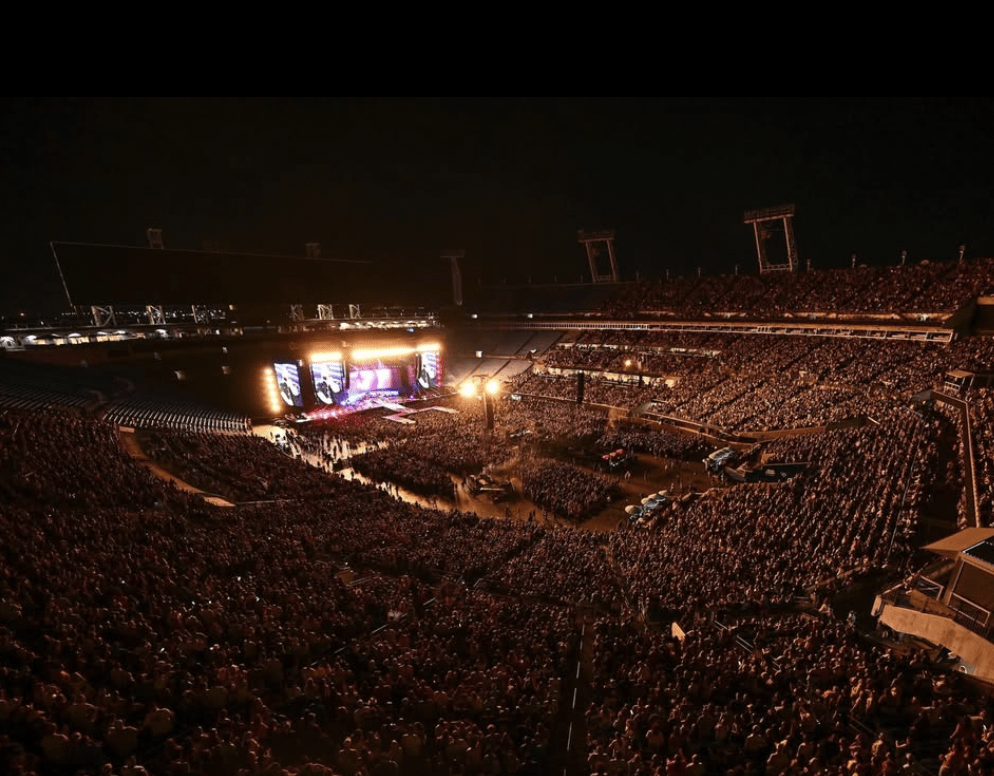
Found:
<box><xmin>743</xmin><ymin>204</ymin><xmax>798</xmax><ymax>274</ymax></box>
<box><xmin>577</xmin><ymin>230</ymin><xmax>619</xmax><ymax>283</ymax></box>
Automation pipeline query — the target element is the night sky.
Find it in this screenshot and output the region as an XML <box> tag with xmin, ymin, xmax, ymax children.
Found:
<box><xmin>2</xmin><ymin>97</ymin><xmax>993</xmax><ymax>316</ymax></box>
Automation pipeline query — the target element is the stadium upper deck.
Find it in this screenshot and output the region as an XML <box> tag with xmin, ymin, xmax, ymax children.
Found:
<box><xmin>7</xmin><ymin>255</ymin><xmax>993</xmax><ymax>346</ymax></box>
<box><xmin>596</xmin><ymin>257</ymin><xmax>994</xmax><ymax>324</ymax></box>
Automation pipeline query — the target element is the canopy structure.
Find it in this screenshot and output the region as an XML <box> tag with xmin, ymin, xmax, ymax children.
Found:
<box><xmin>51</xmin><ymin>241</ymin><xmax>376</xmax><ymax>307</ymax></box>
<box><xmin>923</xmin><ymin>528</ymin><xmax>994</xmax><ymax>560</ymax></box>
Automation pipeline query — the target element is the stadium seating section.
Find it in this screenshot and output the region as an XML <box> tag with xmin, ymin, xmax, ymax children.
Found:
<box><xmin>3</xmin><ymin>260</ymin><xmax>994</xmax><ymax>775</ymax></box>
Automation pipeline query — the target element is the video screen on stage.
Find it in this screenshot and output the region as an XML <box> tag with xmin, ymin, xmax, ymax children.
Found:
<box><xmin>417</xmin><ymin>351</ymin><xmax>443</xmax><ymax>390</ymax></box>
<box><xmin>311</xmin><ymin>360</ymin><xmax>347</xmax><ymax>405</ymax></box>
<box><xmin>274</xmin><ymin>362</ymin><xmax>304</xmax><ymax>408</ymax></box>
<box><xmin>345</xmin><ymin>363</ymin><xmax>405</xmax><ymax>405</ymax></box>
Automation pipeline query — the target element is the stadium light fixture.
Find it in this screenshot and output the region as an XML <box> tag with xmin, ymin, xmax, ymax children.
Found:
<box><xmin>485</xmin><ymin>379</ymin><xmax>500</xmax><ymax>395</ymax></box>
<box><xmin>263</xmin><ymin>367</ymin><xmax>282</xmax><ymax>413</ymax></box>
<box><xmin>310</xmin><ymin>351</ymin><xmax>342</xmax><ymax>363</ymax></box>
<box><xmin>459</xmin><ymin>382</ymin><xmax>477</xmax><ymax>398</ymax></box>
<box><xmin>350</xmin><ymin>346</ymin><xmax>415</xmax><ymax>361</ymax></box>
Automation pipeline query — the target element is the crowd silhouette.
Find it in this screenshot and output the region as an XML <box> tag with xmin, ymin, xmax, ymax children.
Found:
<box><xmin>599</xmin><ymin>258</ymin><xmax>994</xmax><ymax>321</ymax></box>
<box><xmin>4</xmin><ymin>255</ymin><xmax>994</xmax><ymax>775</ymax></box>
<box><xmin>2</xmin><ymin>386</ymin><xmax>992</xmax><ymax>775</ymax></box>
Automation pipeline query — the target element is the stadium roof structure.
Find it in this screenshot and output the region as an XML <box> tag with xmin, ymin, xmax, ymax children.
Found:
<box><xmin>51</xmin><ymin>242</ymin><xmax>375</xmax><ymax>307</ymax></box>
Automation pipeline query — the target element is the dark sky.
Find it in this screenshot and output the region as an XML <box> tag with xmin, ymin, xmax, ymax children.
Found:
<box><xmin>2</xmin><ymin>97</ymin><xmax>993</xmax><ymax>315</ymax></box>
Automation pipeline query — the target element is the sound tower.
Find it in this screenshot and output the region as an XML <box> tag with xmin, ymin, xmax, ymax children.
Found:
<box><xmin>484</xmin><ymin>392</ymin><xmax>495</xmax><ymax>430</ymax></box>
<box><xmin>577</xmin><ymin>371</ymin><xmax>585</xmax><ymax>405</ymax></box>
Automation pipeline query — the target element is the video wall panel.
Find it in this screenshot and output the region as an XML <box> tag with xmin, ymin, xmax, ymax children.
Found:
<box><xmin>273</xmin><ymin>362</ymin><xmax>304</xmax><ymax>408</ymax></box>
<box><xmin>270</xmin><ymin>346</ymin><xmax>445</xmax><ymax>417</ymax></box>
<box><xmin>311</xmin><ymin>360</ymin><xmax>347</xmax><ymax>405</ymax></box>
<box><xmin>417</xmin><ymin>350</ymin><xmax>442</xmax><ymax>390</ymax></box>
<box><xmin>345</xmin><ymin>362</ymin><xmax>406</xmax><ymax>405</ymax></box>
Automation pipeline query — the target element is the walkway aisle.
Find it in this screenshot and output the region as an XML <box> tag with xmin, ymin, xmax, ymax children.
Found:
<box><xmin>117</xmin><ymin>427</ymin><xmax>235</xmax><ymax>507</ymax></box>
<box><xmin>551</xmin><ymin>608</ymin><xmax>598</xmax><ymax>776</ymax></box>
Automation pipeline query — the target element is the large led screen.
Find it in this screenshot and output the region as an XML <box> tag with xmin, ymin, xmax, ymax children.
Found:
<box><xmin>311</xmin><ymin>361</ymin><xmax>347</xmax><ymax>405</ymax></box>
<box><xmin>274</xmin><ymin>362</ymin><xmax>304</xmax><ymax>408</ymax></box>
<box><xmin>345</xmin><ymin>363</ymin><xmax>405</xmax><ymax>405</ymax></box>
<box><xmin>417</xmin><ymin>351</ymin><xmax>443</xmax><ymax>390</ymax></box>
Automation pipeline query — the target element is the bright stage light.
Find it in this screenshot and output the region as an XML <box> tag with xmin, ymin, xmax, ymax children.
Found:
<box><xmin>459</xmin><ymin>382</ymin><xmax>477</xmax><ymax>398</ymax></box>
<box><xmin>485</xmin><ymin>380</ymin><xmax>500</xmax><ymax>395</ymax></box>
<box><xmin>350</xmin><ymin>346</ymin><xmax>415</xmax><ymax>361</ymax></box>
<box><xmin>264</xmin><ymin>367</ymin><xmax>282</xmax><ymax>414</ymax></box>
<box><xmin>310</xmin><ymin>351</ymin><xmax>342</xmax><ymax>363</ymax></box>
<box><xmin>416</xmin><ymin>343</ymin><xmax>441</xmax><ymax>353</ymax></box>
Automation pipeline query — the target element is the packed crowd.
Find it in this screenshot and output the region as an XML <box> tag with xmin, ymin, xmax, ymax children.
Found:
<box><xmin>487</xmin><ymin>528</ymin><xmax>626</xmax><ymax>610</ymax></box>
<box><xmin>531</xmin><ymin>332</ymin><xmax>994</xmax><ymax>434</ymax></box>
<box><xmin>136</xmin><ymin>430</ymin><xmax>351</xmax><ymax>502</ymax></box>
<box><xmin>596</xmin><ymin>428</ymin><xmax>710</xmax><ymax>461</ymax></box>
<box><xmin>966</xmin><ymin>387</ymin><xmax>994</xmax><ymax>522</ymax></box>
<box><xmin>519</xmin><ymin>457</ymin><xmax>618</xmax><ymax>522</ymax></box>
<box><xmin>610</xmin><ymin>407</ymin><xmax>952</xmax><ymax>621</ymax></box>
<box><xmin>0</xmin><ymin>335</ymin><xmax>991</xmax><ymax>776</ymax></box>
<box><xmin>0</xmin><ymin>503</ymin><xmax>574</xmax><ymax>775</ymax></box>
<box><xmin>278</xmin><ymin>401</ymin><xmax>619</xmax><ymax>517</ymax></box>
<box><xmin>0</xmin><ymin>411</ymin><xmax>188</xmax><ymax>510</ymax></box>
<box><xmin>350</xmin><ymin>447</ymin><xmax>456</xmax><ymax>499</ymax></box>
<box><xmin>584</xmin><ymin>611</ymin><xmax>994</xmax><ymax>776</ymax></box>
<box><xmin>498</xmin><ymin>400</ymin><xmax>608</xmax><ymax>446</ymax></box>
<box><xmin>514</xmin><ymin>372</ymin><xmax>661</xmax><ymax>413</ymax></box>
<box><xmin>599</xmin><ymin>257</ymin><xmax>994</xmax><ymax>320</ymax></box>
<box><xmin>293</xmin><ymin>406</ymin><xmax>505</xmax><ymax>477</ymax></box>
<box><xmin>0</xmin><ymin>409</ymin><xmax>591</xmax><ymax>775</ymax></box>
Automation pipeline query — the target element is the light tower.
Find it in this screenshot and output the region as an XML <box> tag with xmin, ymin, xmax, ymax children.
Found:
<box><xmin>743</xmin><ymin>204</ymin><xmax>798</xmax><ymax>274</ymax></box>
<box><xmin>459</xmin><ymin>376</ymin><xmax>499</xmax><ymax>430</ymax></box>
<box><xmin>577</xmin><ymin>230</ymin><xmax>619</xmax><ymax>283</ymax></box>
